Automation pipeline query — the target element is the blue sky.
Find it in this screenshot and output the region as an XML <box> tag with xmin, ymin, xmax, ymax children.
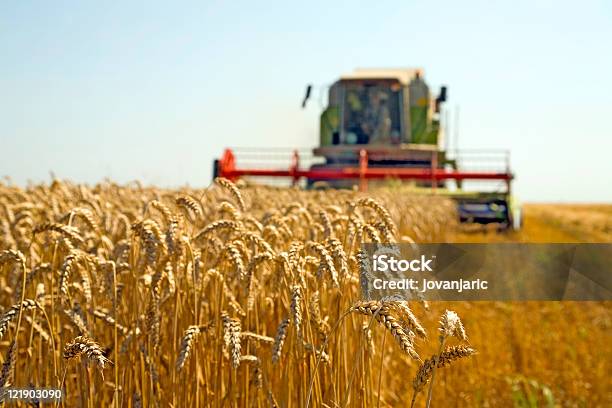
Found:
<box><xmin>1</xmin><ymin>1</ymin><xmax>611</xmax><ymax>202</ymax></box>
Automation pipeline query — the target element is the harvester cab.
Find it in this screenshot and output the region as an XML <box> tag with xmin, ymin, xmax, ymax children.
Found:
<box><xmin>310</xmin><ymin>68</ymin><xmax>446</xmax><ymax>188</ymax></box>
<box><xmin>214</xmin><ymin>68</ymin><xmax>520</xmax><ymax>229</ymax></box>
<box><xmin>318</xmin><ymin>69</ymin><xmax>441</xmax><ymax>150</ymax></box>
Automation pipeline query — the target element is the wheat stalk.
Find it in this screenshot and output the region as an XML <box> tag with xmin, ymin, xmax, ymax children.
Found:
<box><xmin>425</xmin><ymin>310</ymin><xmax>469</xmax><ymax>408</ymax></box>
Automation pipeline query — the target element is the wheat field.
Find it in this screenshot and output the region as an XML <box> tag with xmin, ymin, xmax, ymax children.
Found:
<box><xmin>0</xmin><ymin>179</ymin><xmax>609</xmax><ymax>407</ymax></box>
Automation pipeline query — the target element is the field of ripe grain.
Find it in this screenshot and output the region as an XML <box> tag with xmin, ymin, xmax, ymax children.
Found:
<box><xmin>436</xmin><ymin>203</ymin><xmax>611</xmax><ymax>407</ymax></box>
<box><xmin>0</xmin><ymin>180</ymin><xmax>609</xmax><ymax>407</ymax></box>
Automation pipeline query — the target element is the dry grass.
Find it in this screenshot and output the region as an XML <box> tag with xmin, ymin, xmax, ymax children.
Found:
<box><xmin>0</xmin><ymin>179</ymin><xmax>609</xmax><ymax>406</ymax></box>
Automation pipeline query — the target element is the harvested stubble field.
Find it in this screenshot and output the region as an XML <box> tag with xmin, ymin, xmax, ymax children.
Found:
<box><xmin>0</xmin><ymin>180</ymin><xmax>609</xmax><ymax>407</ymax></box>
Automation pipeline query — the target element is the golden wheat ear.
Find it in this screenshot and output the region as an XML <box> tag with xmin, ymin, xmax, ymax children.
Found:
<box><xmin>351</xmin><ymin>301</ymin><xmax>420</xmax><ymax>361</ymax></box>
<box><xmin>272</xmin><ymin>318</ymin><xmax>290</xmax><ymax>364</ymax></box>
<box><xmin>215</xmin><ymin>177</ymin><xmax>247</xmax><ymax>212</ymax></box>
<box><xmin>63</xmin><ymin>335</ymin><xmax>112</xmax><ymax>374</ymax></box>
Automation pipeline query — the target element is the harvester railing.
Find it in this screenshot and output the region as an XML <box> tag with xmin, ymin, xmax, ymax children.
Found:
<box><xmin>217</xmin><ymin>148</ymin><xmax>513</xmax><ymax>192</ymax></box>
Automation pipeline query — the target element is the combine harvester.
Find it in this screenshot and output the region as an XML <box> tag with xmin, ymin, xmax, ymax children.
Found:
<box><xmin>214</xmin><ymin>68</ymin><xmax>520</xmax><ymax>229</ymax></box>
